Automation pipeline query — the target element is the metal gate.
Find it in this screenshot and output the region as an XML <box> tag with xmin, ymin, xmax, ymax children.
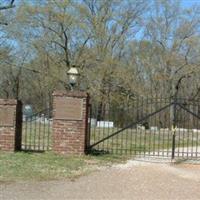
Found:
<box><xmin>21</xmin><ymin>108</ymin><xmax>53</xmax><ymax>151</ymax></box>
<box><xmin>87</xmin><ymin>97</ymin><xmax>200</xmax><ymax>160</ymax></box>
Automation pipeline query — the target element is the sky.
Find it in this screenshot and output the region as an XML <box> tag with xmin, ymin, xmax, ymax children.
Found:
<box><xmin>181</xmin><ymin>0</ymin><xmax>200</xmax><ymax>7</ymax></box>
<box><xmin>7</xmin><ymin>0</ymin><xmax>200</xmax><ymax>10</ymax></box>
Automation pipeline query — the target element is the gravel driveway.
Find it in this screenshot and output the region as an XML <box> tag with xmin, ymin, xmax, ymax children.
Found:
<box><xmin>1</xmin><ymin>159</ymin><xmax>200</xmax><ymax>200</ymax></box>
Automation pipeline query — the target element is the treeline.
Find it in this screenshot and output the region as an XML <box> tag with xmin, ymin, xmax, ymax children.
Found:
<box><xmin>0</xmin><ymin>0</ymin><xmax>200</xmax><ymax>112</ymax></box>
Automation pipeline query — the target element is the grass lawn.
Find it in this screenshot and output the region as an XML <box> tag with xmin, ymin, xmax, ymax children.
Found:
<box><xmin>21</xmin><ymin>123</ymin><xmax>200</xmax><ymax>155</ymax></box>
<box><xmin>0</xmin><ymin>151</ymin><xmax>129</xmax><ymax>182</ymax></box>
<box><xmin>90</xmin><ymin>127</ymin><xmax>200</xmax><ymax>155</ymax></box>
<box><xmin>22</xmin><ymin>122</ymin><xmax>52</xmax><ymax>151</ymax></box>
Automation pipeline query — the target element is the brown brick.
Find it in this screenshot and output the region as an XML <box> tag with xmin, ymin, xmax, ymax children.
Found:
<box><xmin>0</xmin><ymin>99</ymin><xmax>22</xmax><ymax>152</ymax></box>
<box><xmin>52</xmin><ymin>91</ymin><xmax>89</xmax><ymax>155</ymax></box>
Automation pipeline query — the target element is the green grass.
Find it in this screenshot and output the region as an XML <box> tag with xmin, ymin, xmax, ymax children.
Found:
<box><xmin>90</xmin><ymin>128</ymin><xmax>200</xmax><ymax>155</ymax></box>
<box><xmin>0</xmin><ymin>152</ymin><xmax>129</xmax><ymax>182</ymax></box>
<box><xmin>22</xmin><ymin>122</ymin><xmax>200</xmax><ymax>155</ymax></box>
<box><xmin>22</xmin><ymin>122</ymin><xmax>52</xmax><ymax>150</ymax></box>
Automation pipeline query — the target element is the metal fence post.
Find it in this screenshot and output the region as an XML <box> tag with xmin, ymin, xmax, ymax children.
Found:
<box><xmin>171</xmin><ymin>97</ymin><xmax>177</xmax><ymax>161</ymax></box>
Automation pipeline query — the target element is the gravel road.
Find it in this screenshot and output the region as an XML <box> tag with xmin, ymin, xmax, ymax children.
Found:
<box><xmin>1</xmin><ymin>160</ymin><xmax>200</xmax><ymax>200</ymax></box>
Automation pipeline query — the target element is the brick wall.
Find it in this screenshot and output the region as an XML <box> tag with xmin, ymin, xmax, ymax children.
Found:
<box><xmin>52</xmin><ymin>91</ymin><xmax>89</xmax><ymax>155</ymax></box>
<box><xmin>0</xmin><ymin>99</ymin><xmax>22</xmax><ymax>152</ymax></box>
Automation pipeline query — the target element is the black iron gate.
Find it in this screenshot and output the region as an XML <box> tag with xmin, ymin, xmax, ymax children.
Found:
<box><xmin>87</xmin><ymin>97</ymin><xmax>200</xmax><ymax>160</ymax></box>
<box><xmin>21</xmin><ymin>108</ymin><xmax>53</xmax><ymax>151</ymax></box>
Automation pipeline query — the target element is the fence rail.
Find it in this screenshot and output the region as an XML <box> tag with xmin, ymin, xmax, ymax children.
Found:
<box><xmin>21</xmin><ymin>108</ymin><xmax>53</xmax><ymax>151</ymax></box>
<box><xmin>88</xmin><ymin>97</ymin><xmax>200</xmax><ymax>159</ymax></box>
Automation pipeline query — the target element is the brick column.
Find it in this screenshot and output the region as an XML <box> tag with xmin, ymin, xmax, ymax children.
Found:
<box><xmin>52</xmin><ymin>91</ymin><xmax>89</xmax><ymax>155</ymax></box>
<box><xmin>0</xmin><ymin>99</ymin><xmax>22</xmax><ymax>152</ymax></box>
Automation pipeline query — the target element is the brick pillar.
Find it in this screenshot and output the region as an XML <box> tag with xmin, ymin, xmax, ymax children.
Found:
<box><xmin>52</xmin><ymin>91</ymin><xmax>89</xmax><ymax>155</ymax></box>
<box><xmin>0</xmin><ymin>99</ymin><xmax>22</xmax><ymax>152</ymax></box>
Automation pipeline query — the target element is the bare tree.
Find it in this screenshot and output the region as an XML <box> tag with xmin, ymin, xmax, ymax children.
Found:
<box><xmin>0</xmin><ymin>0</ymin><xmax>15</xmax><ymax>10</ymax></box>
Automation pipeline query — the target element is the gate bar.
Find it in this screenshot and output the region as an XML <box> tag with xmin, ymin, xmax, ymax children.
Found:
<box><xmin>89</xmin><ymin>102</ymin><xmax>173</xmax><ymax>149</ymax></box>
<box><xmin>171</xmin><ymin>99</ymin><xmax>177</xmax><ymax>160</ymax></box>
<box><xmin>177</xmin><ymin>103</ymin><xmax>200</xmax><ymax>120</ymax></box>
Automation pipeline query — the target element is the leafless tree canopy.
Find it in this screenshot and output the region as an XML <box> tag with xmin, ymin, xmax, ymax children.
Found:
<box><xmin>0</xmin><ymin>0</ymin><xmax>199</xmax><ymax>110</ymax></box>
<box><xmin>0</xmin><ymin>0</ymin><xmax>15</xmax><ymax>10</ymax></box>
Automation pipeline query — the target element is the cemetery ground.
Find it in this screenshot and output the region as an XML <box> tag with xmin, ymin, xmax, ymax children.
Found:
<box><xmin>1</xmin><ymin>126</ymin><xmax>200</xmax><ymax>199</ymax></box>
<box><xmin>22</xmin><ymin>123</ymin><xmax>200</xmax><ymax>154</ymax></box>
<box><xmin>0</xmin><ymin>152</ymin><xmax>128</xmax><ymax>182</ymax></box>
<box><xmin>1</xmin><ymin>156</ymin><xmax>200</xmax><ymax>200</ymax></box>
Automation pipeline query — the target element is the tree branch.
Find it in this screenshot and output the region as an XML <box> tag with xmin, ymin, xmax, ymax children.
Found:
<box><xmin>0</xmin><ymin>0</ymin><xmax>15</xmax><ymax>10</ymax></box>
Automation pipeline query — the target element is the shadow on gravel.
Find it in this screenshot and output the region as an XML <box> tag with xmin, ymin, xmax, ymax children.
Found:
<box><xmin>20</xmin><ymin>150</ymin><xmax>45</xmax><ymax>153</ymax></box>
<box><xmin>134</xmin><ymin>156</ymin><xmax>200</xmax><ymax>165</ymax></box>
<box><xmin>87</xmin><ymin>149</ymin><xmax>110</xmax><ymax>156</ymax></box>
<box><xmin>174</xmin><ymin>158</ymin><xmax>200</xmax><ymax>165</ymax></box>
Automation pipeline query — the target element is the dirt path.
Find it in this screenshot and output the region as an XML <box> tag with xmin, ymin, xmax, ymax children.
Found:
<box><xmin>1</xmin><ymin>160</ymin><xmax>200</xmax><ymax>200</ymax></box>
